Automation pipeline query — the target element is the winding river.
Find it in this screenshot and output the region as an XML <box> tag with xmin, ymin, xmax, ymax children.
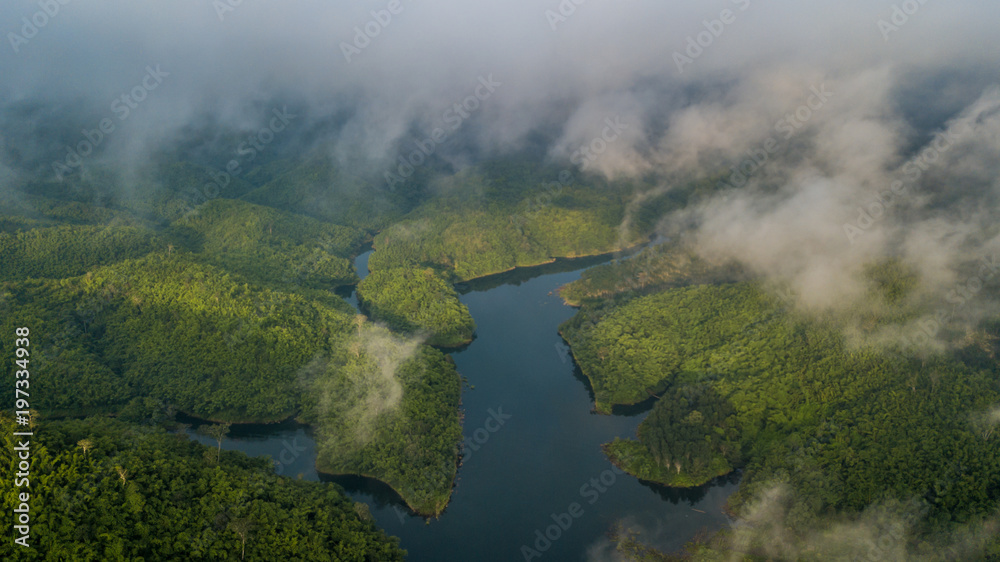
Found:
<box><xmin>187</xmin><ymin>250</ymin><xmax>739</xmax><ymax>561</ymax></box>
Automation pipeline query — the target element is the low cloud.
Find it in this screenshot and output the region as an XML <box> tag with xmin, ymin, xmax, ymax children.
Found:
<box><xmin>309</xmin><ymin>324</ymin><xmax>423</xmax><ymax>447</ymax></box>
<box><xmin>720</xmin><ymin>484</ymin><xmax>999</xmax><ymax>561</ymax></box>
<box><xmin>656</xmin><ymin>83</ymin><xmax>1000</xmax><ymax>350</ymax></box>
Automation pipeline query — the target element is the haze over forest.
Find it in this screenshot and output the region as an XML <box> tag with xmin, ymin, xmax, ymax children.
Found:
<box><xmin>2</xmin><ymin>1</ymin><xmax>1000</xmax><ymax>560</ymax></box>
<box><xmin>4</xmin><ymin>0</ymin><xmax>1000</xmax><ymax>321</ymax></box>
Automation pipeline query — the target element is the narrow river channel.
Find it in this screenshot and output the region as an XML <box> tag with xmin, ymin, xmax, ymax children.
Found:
<box><xmin>187</xmin><ymin>250</ymin><xmax>739</xmax><ymax>561</ymax></box>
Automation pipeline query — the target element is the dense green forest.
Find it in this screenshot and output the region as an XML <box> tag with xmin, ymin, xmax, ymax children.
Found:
<box><xmin>560</xmin><ymin>283</ymin><xmax>779</xmax><ymax>412</ymax></box>
<box><xmin>0</xmin><ymin>254</ymin><xmax>355</xmax><ymax>420</ymax></box>
<box><xmin>0</xmin><ymin>194</ymin><xmax>148</xmax><ymax>230</ymax></box>
<box><xmin>175</xmin><ymin>198</ymin><xmax>366</xmax><ymax>290</ymax></box>
<box><xmin>368</xmin><ymin>164</ymin><xmax>653</xmax><ymax>281</ymax></box>
<box><xmin>0</xmin><ymin>415</ymin><xmax>405</xmax><ymax>561</ymax></box>
<box><xmin>356</xmin><ymin>267</ymin><xmax>475</xmax><ymax>347</ymax></box>
<box><xmin>561</xmin><ymin>271</ymin><xmax>1000</xmax><ymax>557</ymax></box>
<box><xmin>0</xmin><ymin>153</ymin><xmax>682</xmax><ymax>528</ymax></box>
<box><xmin>0</xmin><ymin>224</ymin><xmax>161</xmax><ymax>281</ymax></box>
<box><xmin>241</xmin><ymin>157</ymin><xmax>407</xmax><ymax>231</ymax></box>
<box><xmin>3</xmin><ymin>149</ymin><xmax>997</xmax><ymax>558</ymax></box>
<box><xmin>300</xmin><ymin>333</ymin><xmax>463</xmax><ymax>515</ymax></box>
<box><xmin>0</xmin><ymin>249</ymin><xmax>463</xmax><ymax>513</ymax></box>
<box><xmin>558</xmin><ymin>241</ymin><xmax>743</xmax><ymax>306</ymax></box>
<box><xmin>13</xmin><ymin>162</ymin><xmax>257</xmax><ymax>224</ymax></box>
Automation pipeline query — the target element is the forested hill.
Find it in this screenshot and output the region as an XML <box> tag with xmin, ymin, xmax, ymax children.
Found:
<box><xmin>559</xmin><ymin>247</ymin><xmax>1000</xmax><ymax>559</ymax></box>
<box><xmin>0</xmin><ymin>154</ymin><xmax>679</xmax><ymax>526</ymax></box>
<box><xmin>0</xmin><ymin>415</ymin><xmax>406</xmax><ymax>561</ymax></box>
<box><xmin>0</xmin><ymin>252</ymin><xmax>463</xmax><ymax>516</ymax></box>
<box><xmin>356</xmin><ymin>267</ymin><xmax>476</xmax><ymax>347</ymax></box>
<box><xmin>366</xmin><ymin>160</ymin><xmax>698</xmax><ymax>282</ymax></box>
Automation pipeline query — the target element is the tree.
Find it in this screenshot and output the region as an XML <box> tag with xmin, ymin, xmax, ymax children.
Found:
<box><xmin>203</xmin><ymin>423</ymin><xmax>232</xmax><ymax>464</ymax></box>
<box><xmin>78</xmin><ymin>439</ymin><xmax>94</xmax><ymax>458</ymax></box>
<box><xmin>115</xmin><ymin>465</ymin><xmax>129</xmax><ymax>486</ymax></box>
<box><xmin>228</xmin><ymin>518</ymin><xmax>254</xmax><ymax>560</ymax></box>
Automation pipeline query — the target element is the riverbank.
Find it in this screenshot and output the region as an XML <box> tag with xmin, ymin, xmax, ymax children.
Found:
<box><xmin>184</xmin><ymin>254</ymin><xmax>739</xmax><ymax>561</ymax></box>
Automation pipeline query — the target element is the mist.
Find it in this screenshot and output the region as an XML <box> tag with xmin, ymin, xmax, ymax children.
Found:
<box><xmin>4</xmin><ymin>1</ymin><xmax>999</xmax><ymax>292</ymax></box>
<box><xmin>0</xmin><ymin>0</ymin><xmax>996</xmax><ymax>175</ymax></box>
<box><xmin>308</xmin><ymin>323</ymin><xmax>422</xmax><ymax>447</ymax></box>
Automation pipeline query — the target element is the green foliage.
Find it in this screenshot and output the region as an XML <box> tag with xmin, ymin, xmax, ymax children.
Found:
<box><xmin>560</xmin><ymin>284</ymin><xmax>778</xmax><ymax>412</ymax></box>
<box><xmin>0</xmin><ymin>224</ymin><xmax>161</xmax><ymax>281</ymax></box>
<box><xmin>241</xmin><ymin>157</ymin><xmax>402</xmax><ymax>230</ymax></box>
<box><xmin>605</xmin><ymin>386</ymin><xmax>739</xmax><ymax>487</ymax></box>
<box><xmin>0</xmin><ymin>255</ymin><xmax>464</xmax><ymax>514</ymax></box>
<box><xmin>564</xmin><ymin>280</ymin><xmax>1000</xmax><ymax>535</ymax></box>
<box><xmin>0</xmin><ymin>415</ymin><xmax>405</xmax><ymax>561</ymax></box>
<box><xmin>559</xmin><ymin>242</ymin><xmax>743</xmax><ymax>306</ymax></box>
<box><xmin>300</xmin><ymin>329</ymin><xmax>463</xmax><ymax>515</ymax></box>
<box><xmin>9</xmin><ymin>160</ymin><xmax>260</xmax><ymax>224</ymax></box>
<box><xmin>369</xmin><ymin>168</ymin><xmax>645</xmax><ymax>281</ymax></box>
<box><xmin>0</xmin><ymin>195</ymin><xmax>145</xmax><ymax>230</ymax></box>
<box><xmin>174</xmin><ymin>198</ymin><xmax>366</xmax><ymax>290</ymax></box>
<box><xmin>125</xmin><ymin>161</ymin><xmax>259</xmax><ymax>222</ymax></box>
<box><xmin>0</xmin><ymin>254</ymin><xmax>355</xmax><ymax>420</ymax></box>
<box><xmin>0</xmin><ymin>168</ymin><xmax>471</xmax><ymax>519</ymax></box>
<box><xmin>863</xmin><ymin>258</ymin><xmax>919</xmax><ymax>306</ymax></box>
<box><xmin>356</xmin><ymin>267</ymin><xmax>475</xmax><ymax>347</ymax></box>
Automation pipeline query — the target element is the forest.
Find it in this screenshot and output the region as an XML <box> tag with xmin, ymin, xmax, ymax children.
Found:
<box><xmin>557</xmin><ymin>241</ymin><xmax>743</xmax><ymax>307</ymax></box>
<box><xmin>2</xmin><ymin>154</ymin><xmax>668</xmax><ymax>524</ymax></box>
<box><xmin>367</xmin><ymin>162</ymin><xmax>658</xmax><ymax>281</ymax></box>
<box><xmin>2</xmin><ymin>150</ymin><xmax>998</xmax><ymax>558</ymax></box>
<box><xmin>0</xmin><ymin>414</ymin><xmax>405</xmax><ymax>561</ymax></box>
<box><xmin>0</xmin><ymin>252</ymin><xmax>464</xmax><ymax>515</ymax></box>
<box><xmin>560</xmin><ymin>254</ymin><xmax>1000</xmax><ymax>558</ymax></box>
<box><xmin>300</xmin><ymin>336</ymin><xmax>464</xmax><ymax>515</ymax></box>
<box><xmin>175</xmin><ymin>198</ymin><xmax>367</xmax><ymax>291</ymax></box>
<box><xmin>0</xmin><ymin>156</ymin><xmax>485</xmax><ymax>518</ymax></box>
<box><xmin>356</xmin><ymin>267</ymin><xmax>476</xmax><ymax>347</ymax></box>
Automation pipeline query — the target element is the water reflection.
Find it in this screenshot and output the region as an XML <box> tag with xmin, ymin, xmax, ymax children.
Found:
<box><xmin>180</xmin><ymin>247</ymin><xmax>739</xmax><ymax>561</ymax></box>
<box><xmin>638</xmin><ymin>470</ymin><xmax>742</xmax><ymax>506</ymax></box>
<box><xmin>322</xmin><ymin>474</ymin><xmax>413</xmax><ymax>513</ymax></box>
<box><xmin>456</xmin><ymin>252</ymin><xmax>625</xmax><ymax>294</ymax></box>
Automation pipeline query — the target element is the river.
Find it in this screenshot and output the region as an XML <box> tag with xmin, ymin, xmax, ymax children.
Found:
<box><xmin>187</xmin><ymin>250</ymin><xmax>739</xmax><ymax>561</ymax></box>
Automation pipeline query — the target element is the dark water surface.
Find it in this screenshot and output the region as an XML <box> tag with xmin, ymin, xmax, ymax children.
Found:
<box><xmin>188</xmin><ymin>251</ymin><xmax>738</xmax><ymax>561</ymax></box>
